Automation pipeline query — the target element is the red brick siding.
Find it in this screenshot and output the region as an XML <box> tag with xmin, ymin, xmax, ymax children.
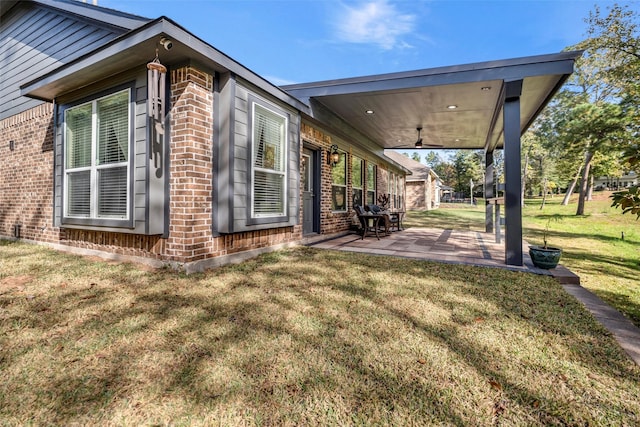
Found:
<box><xmin>1</xmin><ymin>65</ymin><xmax>300</xmax><ymax>269</ymax></box>
<box><xmin>406</xmin><ymin>181</ymin><xmax>425</xmax><ymax>209</ymax></box>
<box><xmin>165</xmin><ymin>66</ymin><xmax>215</xmax><ymax>263</ymax></box>
<box><xmin>301</xmin><ymin>123</ymin><xmax>353</xmax><ymax>234</ymax></box>
<box><xmin>0</xmin><ymin>104</ymin><xmax>58</xmax><ymax>243</ymax></box>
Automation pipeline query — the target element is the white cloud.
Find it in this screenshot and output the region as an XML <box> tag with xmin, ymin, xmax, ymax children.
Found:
<box><xmin>334</xmin><ymin>0</ymin><xmax>416</xmax><ymax>50</ymax></box>
<box><xmin>262</xmin><ymin>75</ymin><xmax>299</xmax><ymax>87</ymax></box>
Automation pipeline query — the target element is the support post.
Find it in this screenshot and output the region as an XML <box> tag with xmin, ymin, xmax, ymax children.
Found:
<box><xmin>503</xmin><ymin>80</ymin><xmax>523</xmax><ymax>266</ymax></box>
<box><xmin>485</xmin><ymin>150</ymin><xmax>494</xmax><ymax>233</ymax></box>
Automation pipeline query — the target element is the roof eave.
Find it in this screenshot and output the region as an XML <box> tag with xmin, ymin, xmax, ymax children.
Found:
<box><xmin>20</xmin><ymin>16</ymin><xmax>310</xmax><ymax>113</ymax></box>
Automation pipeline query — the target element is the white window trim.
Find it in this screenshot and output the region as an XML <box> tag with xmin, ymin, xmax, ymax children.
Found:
<box><xmin>63</xmin><ymin>89</ymin><xmax>131</xmax><ymax>222</ymax></box>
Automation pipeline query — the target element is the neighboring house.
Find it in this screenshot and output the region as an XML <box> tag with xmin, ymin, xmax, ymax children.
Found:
<box><xmin>1</xmin><ymin>0</ymin><xmax>580</xmax><ymax>269</ymax></box>
<box><xmin>384</xmin><ymin>151</ymin><xmax>440</xmax><ymax>210</ymax></box>
<box><xmin>594</xmin><ymin>172</ymin><xmax>638</xmax><ymax>190</ymax></box>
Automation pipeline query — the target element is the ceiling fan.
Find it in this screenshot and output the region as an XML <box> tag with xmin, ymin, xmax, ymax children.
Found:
<box><xmin>414</xmin><ymin>127</ymin><xmax>443</xmax><ymax>149</ymax></box>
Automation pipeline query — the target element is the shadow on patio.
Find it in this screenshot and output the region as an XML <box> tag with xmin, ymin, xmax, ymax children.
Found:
<box><xmin>307</xmin><ymin>227</ymin><xmax>580</xmax><ymax>284</ymax></box>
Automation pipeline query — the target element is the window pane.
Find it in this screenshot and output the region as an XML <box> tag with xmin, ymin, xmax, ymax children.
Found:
<box><xmin>67</xmin><ymin>170</ymin><xmax>91</xmax><ymax>217</ymax></box>
<box><xmin>97</xmin><ymin>91</ymin><xmax>129</xmax><ymax>165</ymax></box>
<box><xmin>65</xmin><ymin>104</ymin><xmax>92</xmax><ymax>169</ymax></box>
<box><xmin>301</xmin><ymin>155</ymin><xmax>311</xmax><ymax>192</ymax></box>
<box><xmin>366</xmin><ymin>164</ymin><xmax>376</xmax><ymax>205</ymax></box>
<box><xmin>98</xmin><ymin>167</ymin><xmax>128</xmax><ymax>218</ymax></box>
<box><xmin>352</xmin><ymin>188</ymin><xmax>363</xmax><ymax>207</ymax></box>
<box><xmin>254</xmin><ymin>106</ymin><xmax>285</xmax><ymax>172</ymax></box>
<box><xmin>332</xmin><ymin>185</ymin><xmax>346</xmax><ymax>211</ymax></box>
<box><xmin>252</xmin><ymin>103</ymin><xmax>287</xmax><ymax>218</ymax></box>
<box><xmin>367</xmin><ymin>164</ymin><xmax>375</xmax><ymax>188</ymax></box>
<box><xmin>352</xmin><ymin>156</ymin><xmax>362</xmax><ymax>188</ymax></box>
<box><xmin>331</xmin><ymin>152</ymin><xmax>346</xmax><ymax>185</ymax></box>
<box><xmin>254</xmin><ymin>170</ymin><xmax>284</xmax><ymax>215</ymax></box>
<box><xmin>367</xmin><ymin>190</ymin><xmax>375</xmax><ymax>205</ymax></box>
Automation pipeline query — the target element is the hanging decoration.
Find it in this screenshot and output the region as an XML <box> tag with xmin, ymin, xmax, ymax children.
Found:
<box><xmin>147</xmin><ymin>47</ymin><xmax>167</xmax><ymax>178</ymax></box>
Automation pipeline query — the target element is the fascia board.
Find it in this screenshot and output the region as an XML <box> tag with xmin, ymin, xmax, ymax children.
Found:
<box><xmin>32</xmin><ymin>0</ymin><xmax>150</xmax><ymax>30</ymax></box>
<box><xmin>284</xmin><ymin>51</ymin><xmax>582</xmax><ymax>100</ymax></box>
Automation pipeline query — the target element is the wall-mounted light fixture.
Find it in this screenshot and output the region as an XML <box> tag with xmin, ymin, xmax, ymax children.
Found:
<box><xmin>327</xmin><ymin>144</ymin><xmax>340</xmax><ymax>167</ymax></box>
<box><xmin>9</xmin><ymin>140</ymin><xmax>15</xmax><ymax>151</ymax></box>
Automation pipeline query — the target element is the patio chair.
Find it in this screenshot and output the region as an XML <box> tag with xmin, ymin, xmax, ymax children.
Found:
<box><xmin>354</xmin><ymin>205</ymin><xmax>382</xmax><ymax>240</ymax></box>
<box><xmin>366</xmin><ymin>204</ymin><xmax>400</xmax><ymax>233</ymax></box>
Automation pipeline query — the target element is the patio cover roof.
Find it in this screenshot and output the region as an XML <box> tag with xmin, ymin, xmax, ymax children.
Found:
<box><xmin>283</xmin><ymin>51</ymin><xmax>582</xmax><ymax>153</ymax></box>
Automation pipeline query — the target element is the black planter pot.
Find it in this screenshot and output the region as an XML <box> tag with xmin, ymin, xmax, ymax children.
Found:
<box><xmin>528</xmin><ymin>245</ymin><xmax>562</xmax><ymax>269</ymax></box>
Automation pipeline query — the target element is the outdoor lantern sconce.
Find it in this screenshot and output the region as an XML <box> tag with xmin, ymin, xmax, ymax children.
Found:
<box><xmin>327</xmin><ymin>144</ymin><xmax>340</xmax><ymax>167</ymax></box>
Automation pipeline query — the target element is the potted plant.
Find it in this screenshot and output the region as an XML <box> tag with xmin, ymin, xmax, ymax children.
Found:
<box><xmin>528</xmin><ymin>215</ymin><xmax>563</xmax><ymax>269</ymax></box>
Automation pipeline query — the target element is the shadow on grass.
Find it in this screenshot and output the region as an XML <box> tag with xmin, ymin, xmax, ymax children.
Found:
<box><xmin>1</xmin><ymin>245</ymin><xmax>639</xmax><ymax>425</ymax></box>
<box><xmin>592</xmin><ymin>288</ymin><xmax>640</xmax><ymax>327</ymax></box>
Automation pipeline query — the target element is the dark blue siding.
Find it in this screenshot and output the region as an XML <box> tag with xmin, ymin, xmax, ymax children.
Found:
<box><xmin>0</xmin><ymin>3</ymin><xmax>126</xmax><ymax>119</ymax></box>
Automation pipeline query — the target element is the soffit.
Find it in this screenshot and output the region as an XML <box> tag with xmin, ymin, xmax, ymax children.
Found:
<box><xmin>284</xmin><ymin>52</ymin><xmax>581</xmax><ymax>152</ymax></box>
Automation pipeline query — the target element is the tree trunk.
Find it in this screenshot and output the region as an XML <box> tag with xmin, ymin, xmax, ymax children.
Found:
<box><xmin>562</xmin><ymin>164</ymin><xmax>582</xmax><ymax>206</ymax></box>
<box><xmin>576</xmin><ymin>151</ymin><xmax>594</xmax><ymax>216</ymax></box>
<box><xmin>521</xmin><ymin>148</ymin><xmax>531</xmax><ymax>208</ymax></box>
<box><xmin>586</xmin><ymin>174</ymin><xmax>594</xmax><ymax>201</ymax></box>
<box><xmin>540</xmin><ymin>178</ymin><xmax>548</xmax><ymax>210</ymax></box>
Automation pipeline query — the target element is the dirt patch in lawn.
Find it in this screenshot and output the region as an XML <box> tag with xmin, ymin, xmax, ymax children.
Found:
<box><xmin>0</xmin><ymin>275</ymin><xmax>33</xmax><ymax>290</ymax></box>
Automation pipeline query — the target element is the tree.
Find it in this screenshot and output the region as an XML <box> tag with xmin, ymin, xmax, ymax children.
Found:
<box><xmin>451</xmin><ymin>150</ymin><xmax>483</xmax><ymax>196</ymax></box>
<box><xmin>557</xmin><ymin>102</ymin><xmax>627</xmax><ymax>215</ymax></box>
<box><xmin>424</xmin><ymin>151</ymin><xmax>442</xmax><ymax>169</ymax></box>
<box><xmin>423</xmin><ymin>151</ymin><xmax>455</xmax><ymax>186</ymax></box>
<box><xmin>581</xmin><ymin>3</ymin><xmax>640</xmax><ymax>216</ymax></box>
<box><xmin>611</xmin><ymin>144</ymin><xmax>640</xmax><ymax>218</ymax></box>
<box><xmin>411</xmin><ymin>152</ymin><xmax>421</xmax><ymax>163</ymax></box>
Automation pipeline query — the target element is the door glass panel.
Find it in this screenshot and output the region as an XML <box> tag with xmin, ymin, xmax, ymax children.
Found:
<box><xmin>302</xmin><ymin>154</ymin><xmax>311</xmax><ymax>192</ymax></box>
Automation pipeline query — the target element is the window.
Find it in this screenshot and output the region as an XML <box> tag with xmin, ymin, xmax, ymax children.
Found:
<box><xmin>64</xmin><ymin>89</ymin><xmax>130</xmax><ymax>222</ymax></box>
<box><xmin>388</xmin><ymin>171</ymin><xmax>395</xmax><ymax>208</ymax></box>
<box><xmin>397</xmin><ymin>176</ymin><xmax>404</xmax><ymax>209</ymax></box>
<box><xmin>366</xmin><ymin>163</ymin><xmax>376</xmax><ymax>205</ymax></box>
<box><xmin>331</xmin><ymin>151</ymin><xmax>346</xmax><ymax>211</ymax></box>
<box><xmin>251</xmin><ymin>102</ymin><xmax>287</xmax><ymax>218</ymax></box>
<box><xmin>352</xmin><ymin>155</ymin><xmax>363</xmax><ymax>207</ymax></box>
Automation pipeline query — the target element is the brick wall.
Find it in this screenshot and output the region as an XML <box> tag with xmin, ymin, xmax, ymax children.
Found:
<box><xmin>3</xmin><ymin>65</ymin><xmax>410</xmax><ymax>269</ymax></box>
<box><xmin>165</xmin><ymin>66</ymin><xmax>215</xmax><ymax>263</ymax></box>
<box><xmin>0</xmin><ymin>103</ymin><xmax>58</xmax><ymax>243</ymax></box>
<box><xmin>1</xmin><ymin>65</ymin><xmax>300</xmax><ymax>270</ymax></box>
<box><xmin>301</xmin><ymin>123</ymin><xmax>354</xmax><ymax>234</ymax></box>
<box><xmin>165</xmin><ymin>66</ymin><xmax>300</xmax><ymax>266</ymax></box>
<box><xmin>407</xmin><ymin>181</ymin><xmax>425</xmax><ymax>210</ymax></box>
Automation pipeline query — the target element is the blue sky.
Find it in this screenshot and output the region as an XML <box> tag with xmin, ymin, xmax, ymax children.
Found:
<box><xmin>101</xmin><ymin>0</ymin><xmax>632</xmax><ymax>86</ymax></box>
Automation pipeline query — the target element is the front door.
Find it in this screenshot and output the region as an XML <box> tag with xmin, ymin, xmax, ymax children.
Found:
<box><xmin>302</xmin><ymin>148</ymin><xmax>317</xmax><ymax>235</ymax></box>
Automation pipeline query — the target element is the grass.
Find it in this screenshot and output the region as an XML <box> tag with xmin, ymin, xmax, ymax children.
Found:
<box><xmin>406</xmin><ymin>193</ymin><xmax>640</xmax><ymax>328</ymax></box>
<box><xmin>1</xmin><ymin>239</ymin><xmax>640</xmax><ymax>425</ymax></box>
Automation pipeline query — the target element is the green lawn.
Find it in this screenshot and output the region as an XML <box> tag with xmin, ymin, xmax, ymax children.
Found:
<box><xmin>1</xmin><ymin>239</ymin><xmax>639</xmax><ymax>425</ymax></box>
<box><xmin>405</xmin><ymin>193</ymin><xmax>640</xmax><ymax>328</ymax></box>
